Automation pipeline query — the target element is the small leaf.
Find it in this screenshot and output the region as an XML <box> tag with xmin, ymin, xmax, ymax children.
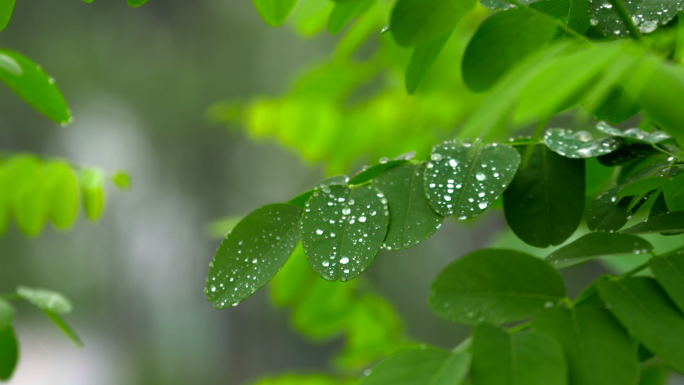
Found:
<box><xmin>503</xmin><ymin>144</ymin><xmax>585</xmax><ymax>248</ymax></box>
<box><xmin>0</xmin><ymin>327</ymin><xmax>18</xmax><ymax>381</ymax></box>
<box><xmin>597</xmin><ymin>122</ymin><xmax>671</xmax><ymax>144</ymax></box>
<box><xmin>17</xmin><ymin>286</ymin><xmax>73</xmax><ymax>314</ymax></box>
<box><xmin>619</xmin><ymin>177</ymin><xmax>669</xmax><ymax>198</ymax></box>
<box><xmin>0</xmin><ymin>0</ymin><xmax>15</xmax><ymax>31</ymax></box>
<box><xmin>621</xmin><ymin>212</ymin><xmax>684</xmax><ymax>235</ymax></box>
<box><xmin>44</xmin><ymin>162</ymin><xmax>79</xmax><ymax>230</ymax></box>
<box><xmin>80</xmin><ymin>168</ymin><xmax>106</xmax><ymax>221</ymax></box>
<box><xmin>0</xmin><ymin>49</ymin><xmax>71</xmax><ymax>124</ymax></box>
<box><xmin>390</xmin><ymin>0</ymin><xmax>477</xmax><ymax>47</ymax></box>
<box><xmin>252</xmin><ymin>374</ymin><xmax>354</xmax><ymax>385</ymax></box>
<box><xmin>429</xmin><ymin>249</ymin><xmax>566</xmax><ymax>325</ymax></box>
<box><xmin>649</xmin><ymin>250</ymin><xmax>684</xmax><ymax>313</ymax></box>
<box><xmin>349</xmin><ymin>160</ymin><xmax>408</xmax><ymax>185</ymax></box>
<box><xmin>406</xmin><ymin>29</ymin><xmax>452</xmax><ymax>95</ymax></box>
<box><xmin>462</xmin><ymin>8</ymin><xmax>557</xmax><ymax>92</ymax></box>
<box><xmin>111</xmin><ymin>170</ymin><xmax>131</xmax><ymax>190</ymax></box>
<box><xmin>424</xmin><ymin>141</ymin><xmax>521</xmax><ymax>219</ymax></box>
<box><xmin>471</xmin><ymin>324</ymin><xmax>567</xmax><ymax>385</ymax></box>
<box><xmin>532</xmin><ymin>305</ymin><xmax>639</xmax><ymax>385</ymax></box>
<box><xmin>598</xmin><ymin>277</ymin><xmax>684</xmax><ymax>373</ymax></box>
<box><xmin>0</xmin><ymin>300</ymin><xmax>14</xmax><ymax>329</ymax></box>
<box><xmin>545</xmin><ymin>233</ymin><xmax>653</xmax><ymax>268</ymax></box>
<box><xmin>371</xmin><ymin>163</ymin><xmax>443</xmax><ymax>250</ymax></box>
<box><xmin>127</xmin><ymin>0</ymin><xmax>148</xmax><ymax>6</ymax></box>
<box><xmin>291</xmin><ymin>277</ymin><xmax>356</xmax><ymax>339</ymax></box>
<box><xmin>43</xmin><ymin>310</ymin><xmax>82</xmax><ymax>347</ymax></box>
<box><xmin>5</xmin><ymin>156</ymin><xmax>45</xmax><ymax>236</ymax></box>
<box><xmin>543</xmin><ymin>129</ymin><xmax>620</xmax><ymax>159</ymax></box>
<box><xmin>206</xmin><ymin>203</ymin><xmax>302</xmax><ymax>308</ymax></box>
<box><xmin>301</xmin><ymin>185</ymin><xmax>388</xmax><ymax>281</ymax></box>
<box><xmin>359</xmin><ymin>348</ymin><xmax>470</xmax><ymax>385</ymax></box>
<box><xmin>269</xmin><ymin>245</ymin><xmax>314</xmax><ymax>308</ymax></box>
<box><xmin>253</xmin><ymin>0</ymin><xmax>299</xmax><ymax>26</ymax></box>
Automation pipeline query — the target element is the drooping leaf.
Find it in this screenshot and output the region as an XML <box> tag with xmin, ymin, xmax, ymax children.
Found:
<box><xmin>43</xmin><ymin>310</ymin><xmax>82</xmax><ymax>347</ymax></box>
<box><xmin>545</xmin><ymin>232</ymin><xmax>653</xmax><ymax>268</ymax></box>
<box><xmin>462</xmin><ymin>8</ymin><xmax>557</xmax><ymax>92</ymax></box>
<box><xmin>503</xmin><ymin>144</ymin><xmax>585</xmax><ymax>248</ymax></box>
<box><xmin>328</xmin><ymin>0</ymin><xmax>367</xmax><ymax>34</ymax></box>
<box><xmin>532</xmin><ymin>305</ymin><xmax>639</xmax><ymax>385</ymax></box>
<box><xmin>390</xmin><ymin>0</ymin><xmax>477</xmax><ymax>47</ymax></box>
<box><xmin>44</xmin><ymin>162</ymin><xmax>79</xmax><ymax>230</ymax></box>
<box><xmin>206</xmin><ymin>203</ymin><xmax>302</xmax><ymax>308</ymax></box>
<box><xmin>371</xmin><ymin>163</ymin><xmax>443</xmax><ymax>250</ymax></box>
<box><xmin>0</xmin><ymin>0</ymin><xmax>15</xmax><ymax>31</ymax></box>
<box><xmin>349</xmin><ymin>160</ymin><xmax>407</xmax><ymax>185</ymax></box>
<box><xmin>301</xmin><ymin>185</ymin><xmax>388</xmax><ymax>281</ymax></box>
<box><xmin>406</xmin><ymin>29</ymin><xmax>452</xmax><ymax>95</ymax></box>
<box><xmin>619</xmin><ymin>177</ymin><xmax>669</xmax><ymax>198</ymax></box>
<box><xmin>0</xmin><ymin>327</ymin><xmax>18</xmax><ymax>381</ymax></box>
<box><xmin>621</xmin><ymin>212</ymin><xmax>684</xmax><ymax>235</ymax></box>
<box><xmin>17</xmin><ymin>286</ymin><xmax>73</xmax><ymax>314</ymax></box>
<box><xmin>530</xmin><ymin>0</ymin><xmax>591</xmax><ymax>37</ymax></box>
<box><xmin>0</xmin><ymin>301</ymin><xmax>14</xmax><ymax>330</ymax></box>
<box><xmin>359</xmin><ymin>347</ymin><xmax>470</xmax><ymax>385</ymax></box>
<box><xmin>0</xmin><ymin>49</ymin><xmax>71</xmax><ymax>124</ymax></box>
<box><xmin>429</xmin><ymin>249</ymin><xmax>566</xmax><ymax>325</ymax></box>
<box><xmin>543</xmin><ymin>128</ymin><xmax>621</xmax><ymax>159</ymax></box>
<box><xmin>79</xmin><ymin>168</ymin><xmax>106</xmax><ymax>221</ymax></box>
<box><xmin>649</xmin><ymin>250</ymin><xmax>684</xmax><ymax>313</ymax></box>
<box><xmin>596</xmin><ymin>122</ymin><xmax>671</xmax><ymax>144</ymax></box>
<box><xmin>424</xmin><ymin>141</ymin><xmax>521</xmax><ymax>219</ymax></box>
<box><xmin>471</xmin><ymin>324</ymin><xmax>567</xmax><ymax>385</ymax></box>
<box><xmin>253</xmin><ymin>0</ymin><xmax>299</xmax><ymax>26</ymax></box>
<box><xmin>598</xmin><ymin>277</ymin><xmax>684</xmax><ymax>373</ymax></box>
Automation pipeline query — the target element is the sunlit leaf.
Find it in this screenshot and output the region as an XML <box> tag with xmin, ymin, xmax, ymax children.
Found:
<box><xmin>5</xmin><ymin>156</ymin><xmax>46</xmax><ymax>236</ymax></box>
<box><xmin>292</xmin><ymin>278</ymin><xmax>356</xmax><ymax>339</ymax></box>
<box><xmin>390</xmin><ymin>0</ymin><xmax>477</xmax><ymax>46</ymax></box>
<box><xmin>584</xmin><ymin>87</ymin><xmax>641</xmax><ymax>124</ymax></box>
<box><xmin>0</xmin><ymin>0</ymin><xmax>15</xmax><ymax>31</ymax></box>
<box><xmin>111</xmin><ymin>170</ymin><xmax>132</xmax><ymax>190</ymax></box>
<box><xmin>44</xmin><ymin>162</ymin><xmax>79</xmax><ymax>230</ymax></box>
<box><xmin>597</xmin><ymin>122</ymin><xmax>671</xmax><ymax>144</ymax></box>
<box><xmin>359</xmin><ymin>347</ymin><xmax>470</xmax><ymax>385</ymax></box>
<box><xmin>328</xmin><ymin>0</ymin><xmax>368</xmax><ymax>34</ymax></box>
<box><xmin>0</xmin><ymin>327</ymin><xmax>18</xmax><ymax>381</ymax></box>
<box><xmin>17</xmin><ymin>286</ymin><xmax>73</xmax><ymax>314</ymax></box>
<box><xmin>545</xmin><ymin>233</ymin><xmax>653</xmax><ymax>268</ymax></box>
<box><xmin>253</xmin><ymin>0</ymin><xmax>299</xmax><ymax>26</ymax></box>
<box><xmin>251</xmin><ymin>374</ymin><xmax>354</xmax><ymax>385</ymax></box>
<box><xmin>543</xmin><ymin>129</ymin><xmax>620</xmax><ymax>159</ymax></box>
<box><xmin>621</xmin><ymin>212</ymin><xmax>684</xmax><ymax>235</ymax></box>
<box><xmin>80</xmin><ymin>168</ymin><xmax>106</xmax><ymax>221</ymax></box>
<box><xmin>429</xmin><ymin>249</ymin><xmax>566</xmax><ymax>325</ymax></box>
<box><xmin>206</xmin><ymin>203</ymin><xmax>302</xmax><ymax>308</ymax></box>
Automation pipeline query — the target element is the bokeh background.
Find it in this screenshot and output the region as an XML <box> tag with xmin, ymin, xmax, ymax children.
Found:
<box><xmin>0</xmin><ymin>1</ymin><xmax>683</xmax><ymax>384</ymax></box>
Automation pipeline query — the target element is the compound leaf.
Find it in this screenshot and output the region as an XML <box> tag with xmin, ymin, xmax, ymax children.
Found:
<box><xmin>545</xmin><ymin>233</ymin><xmax>653</xmax><ymax>268</ymax></box>
<box><xmin>359</xmin><ymin>347</ymin><xmax>470</xmax><ymax>385</ymax></box>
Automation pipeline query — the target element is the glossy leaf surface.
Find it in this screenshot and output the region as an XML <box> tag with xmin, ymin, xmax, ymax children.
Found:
<box><xmin>545</xmin><ymin>232</ymin><xmax>653</xmax><ymax>268</ymax></box>
<box><xmin>17</xmin><ymin>286</ymin><xmax>72</xmax><ymax>314</ymax></box>
<box><xmin>359</xmin><ymin>347</ymin><xmax>470</xmax><ymax>385</ymax></box>
<box><xmin>543</xmin><ymin>129</ymin><xmax>620</xmax><ymax>159</ymax></box>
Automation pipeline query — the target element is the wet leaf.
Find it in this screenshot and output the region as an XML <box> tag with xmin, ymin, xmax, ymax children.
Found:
<box><xmin>587</xmin><ymin>185</ymin><xmax>632</xmax><ymax>232</ymax></box>
<box><xmin>406</xmin><ymin>29</ymin><xmax>452</xmax><ymax>95</ymax></box>
<box><xmin>0</xmin><ymin>49</ymin><xmax>71</xmax><ymax>124</ymax></box>
<box><xmin>532</xmin><ymin>305</ymin><xmax>639</xmax><ymax>385</ymax></box>
<box><xmin>349</xmin><ymin>161</ymin><xmax>407</xmax><ymax>185</ymax></box>
<box><xmin>429</xmin><ymin>249</ymin><xmax>566</xmax><ymax>325</ymax></box>
<box><xmin>543</xmin><ymin>128</ymin><xmax>621</xmax><ymax>159</ymax></box>
<box><xmin>545</xmin><ymin>232</ymin><xmax>653</xmax><ymax>268</ymax></box>
<box><xmin>17</xmin><ymin>286</ymin><xmax>73</xmax><ymax>314</ymax></box>
<box><xmin>206</xmin><ymin>203</ymin><xmax>302</xmax><ymax>308</ymax></box>
<box><xmin>314</xmin><ymin>174</ymin><xmax>350</xmax><ymax>188</ymax></box>
<box><xmin>504</xmin><ymin>144</ymin><xmax>585</xmax><ymax>248</ymax></box>
<box><xmin>462</xmin><ymin>8</ymin><xmax>557</xmax><ymax>92</ymax></box>
<box><xmin>471</xmin><ymin>324</ymin><xmax>567</xmax><ymax>385</ymax></box>
<box><xmin>372</xmin><ymin>163</ymin><xmax>443</xmax><ymax>250</ymax></box>
<box><xmin>589</xmin><ymin>0</ymin><xmax>682</xmax><ymax>37</ymax></box>
<box><xmin>359</xmin><ymin>347</ymin><xmax>470</xmax><ymax>385</ymax></box>
<box><xmin>530</xmin><ymin>0</ymin><xmax>591</xmax><ymax>37</ymax></box>
<box><xmin>649</xmin><ymin>250</ymin><xmax>684</xmax><ymax>313</ymax></box>
<box><xmin>599</xmin><ymin>277</ymin><xmax>684</xmax><ymax>373</ymax></box>
<box><xmin>328</xmin><ymin>0</ymin><xmax>367</xmax><ymax>34</ymax></box>
<box><xmin>0</xmin><ymin>0</ymin><xmax>15</xmax><ymax>31</ymax></box>
<box><xmin>424</xmin><ymin>141</ymin><xmax>520</xmax><ymax>219</ymax></box>
<box><xmin>597</xmin><ymin>122</ymin><xmax>671</xmax><ymax>144</ymax></box>
<box><xmin>0</xmin><ymin>327</ymin><xmax>18</xmax><ymax>381</ymax></box>
<box><xmin>253</xmin><ymin>0</ymin><xmax>299</xmax><ymax>26</ymax></box>
<box><xmin>301</xmin><ymin>185</ymin><xmax>388</xmax><ymax>281</ymax></box>
<box><xmin>621</xmin><ymin>212</ymin><xmax>684</xmax><ymax>235</ymax></box>
<box><xmin>0</xmin><ymin>301</ymin><xmax>14</xmax><ymax>330</ymax></box>
<box><xmin>597</xmin><ymin>143</ymin><xmax>659</xmax><ymax>167</ymax></box>
<box><xmin>390</xmin><ymin>0</ymin><xmax>477</xmax><ymax>47</ymax></box>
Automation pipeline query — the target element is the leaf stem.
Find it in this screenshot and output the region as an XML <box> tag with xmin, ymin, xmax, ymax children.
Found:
<box><xmin>521</xmin><ymin>117</ymin><xmax>549</xmax><ymax>168</ymax></box>
<box><xmin>506</xmin><ymin>0</ymin><xmax>593</xmax><ymax>45</ymax></box>
<box><xmin>607</xmin><ymin>0</ymin><xmax>643</xmax><ymax>41</ymax></box>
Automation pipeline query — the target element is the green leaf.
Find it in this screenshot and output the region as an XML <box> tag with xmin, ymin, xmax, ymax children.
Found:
<box><xmin>289</xmin><ymin>191</ymin><xmax>315</xmax><ymax>209</ymax></box>
<box><xmin>349</xmin><ymin>161</ymin><xmax>408</xmax><ymax>185</ymax></box>
<box><xmin>471</xmin><ymin>324</ymin><xmax>567</xmax><ymax>385</ymax></box>
<box><xmin>206</xmin><ymin>215</ymin><xmax>243</xmax><ymax>239</ymax></box>
<box><xmin>0</xmin><ymin>164</ymin><xmax>9</xmax><ymax>237</ymax></box>
<box><xmin>649</xmin><ymin>251</ymin><xmax>684</xmax><ymax>313</ymax></box>
<box><xmin>532</xmin><ymin>305</ymin><xmax>639</xmax><ymax>385</ymax></box>
<box><xmin>677</xmin><ymin>10</ymin><xmax>684</xmax><ymax>62</ymax></box>
<box><xmin>44</xmin><ymin>162</ymin><xmax>79</xmax><ymax>230</ymax></box>
<box><xmin>585</xmin><ymin>87</ymin><xmax>641</xmax><ymax>125</ymax></box>
<box><xmin>621</xmin><ymin>212</ymin><xmax>684</xmax><ymax>235</ymax></box>
<box><xmin>503</xmin><ymin>144</ymin><xmax>585</xmax><ymax>248</ymax></box>
<box><xmin>301</xmin><ymin>185</ymin><xmax>388</xmax><ymax>281</ymax></box>
<box><xmin>390</xmin><ymin>0</ymin><xmax>477</xmax><ymax>47</ymax></box>
<box><xmin>462</xmin><ymin>8</ymin><xmax>557</xmax><ymax>92</ymax></box>
<box><xmin>586</xmin><ymin>158</ymin><xmax>615</xmax><ymax>196</ymax></box>
<box><xmin>545</xmin><ymin>232</ymin><xmax>653</xmax><ymax>268</ymax></box>
<box><xmin>43</xmin><ymin>310</ymin><xmax>82</xmax><ymax>347</ymax></box>
<box><xmin>0</xmin><ymin>49</ymin><xmax>71</xmax><ymax>124</ymax></box>
<box><xmin>292</xmin><ymin>278</ymin><xmax>356</xmax><ymax>339</ymax></box>
<box><xmin>127</xmin><ymin>0</ymin><xmax>148</xmax><ymax>6</ymax></box>
<box><xmin>598</xmin><ymin>277</ymin><xmax>684</xmax><ymax>373</ymax></box>
<box><xmin>252</xmin><ymin>374</ymin><xmax>354</xmax><ymax>385</ymax></box>
<box><xmin>406</xmin><ymin>29</ymin><xmax>452</xmax><ymax>95</ymax></box>
<box><xmin>429</xmin><ymin>249</ymin><xmax>566</xmax><ymax>325</ymax></box>
<box><xmin>314</xmin><ymin>175</ymin><xmax>350</xmax><ymax>188</ymax></box>
<box><xmin>543</xmin><ymin>129</ymin><xmax>621</xmax><ymax>159</ymax></box>
<box><xmin>371</xmin><ymin>163</ymin><xmax>443</xmax><ymax>250</ymax></box>
<box><xmin>17</xmin><ymin>286</ymin><xmax>73</xmax><ymax>314</ymax></box>
<box><xmin>598</xmin><ymin>143</ymin><xmax>659</xmax><ymax>167</ymax></box>
<box><xmin>328</xmin><ymin>0</ymin><xmax>366</xmax><ymax>34</ymax></box>
<box><xmin>597</xmin><ymin>122</ymin><xmax>670</xmax><ymax>144</ymax></box>
<box><xmin>0</xmin><ymin>327</ymin><xmax>18</xmax><ymax>381</ymax></box>
<box><xmin>206</xmin><ymin>203</ymin><xmax>302</xmax><ymax>308</ymax></box>
<box><xmin>5</xmin><ymin>156</ymin><xmax>46</xmax><ymax>236</ymax></box>
<box><xmin>663</xmin><ymin>170</ymin><xmax>684</xmax><ymax>199</ymax></box>
<box><xmin>589</xmin><ymin>0</ymin><xmax>680</xmax><ymax>37</ymax></box>
<box><xmin>0</xmin><ymin>0</ymin><xmax>15</xmax><ymax>31</ymax></box>
<box><xmin>80</xmin><ymin>168</ymin><xmax>106</xmax><ymax>221</ymax></box>
<box><xmin>269</xmin><ymin>245</ymin><xmax>315</xmax><ymax>307</ymax></box>
<box><xmin>111</xmin><ymin>170</ymin><xmax>132</xmax><ymax>190</ymax></box>
<box><xmin>530</xmin><ymin>0</ymin><xmax>591</xmax><ymax>37</ymax></box>
<box><xmin>619</xmin><ymin>177</ymin><xmax>669</xmax><ymax>199</ymax></box>
<box><xmin>0</xmin><ymin>300</ymin><xmax>14</xmax><ymax>330</ymax></box>
<box><xmin>424</xmin><ymin>141</ymin><xmax>521</xmax><ymax>219</ymax></box>
<box><xmin>253</xmin><ymin>0</ymin><xmax>299</xmax><ymax>26</ymax></box>
<box><xmin>359</xmin><ymin>348</ymin><xmax>470</xmax><ymax>385</ymax></box>
<box><xmin>638</xmin><ymin>365</ymin><xmax>669</xmax><ymax>385</ymax></box>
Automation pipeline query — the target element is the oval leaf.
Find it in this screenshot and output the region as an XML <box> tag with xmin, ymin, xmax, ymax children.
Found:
<box><xmin>424</xmin><ymin>141</ymin><xmax>521</xmax><ymax>219</ymax></box>
<box><xmin>545</xmin><ymin>233</ymin><xmax>653</xmax><ymax>268</ymax></box>
<box><xmin>597</xmin><ymin>122</ymin><xmax>670</xmax><ymax>144</ymax></box>
<box><xmin>406</xmin><ymin>29</ymin><xmax>452</xmax><ymax>95</ymax></box>
<box><xmin>17</xmin><ymin>286</ymin><xmax>73</xmax><ymax>314</ymax></box>
<box><xmin>301</xmin><ymin>185</ymin><xmax>389</xmax><ymax>281</ymax></box>
<box><xmin>206</xmin><ymin>203</ymin><xmax>302</xmax><ymax>308</ymax></box>
<box><xmin>620</xmin><ymin>212</ymin><xmax>684</xmax><ymax>235</ymax></box>
<box><xmin>619</xmin><ymin>177</ymin><xmax>669</xmax><ymax>199</ymax></box>
<box><xmin>543</xmin><ymin>128</ymin><xmax>621</xmax><ymax>159</ymax></box>
<box><xmin>349</xmin><ymin>160</ymin><xmax>407</xmax><ymax>185</ymax></box>
<box><xmin>429</xmin><ymin>249</ymin><xmax>566</xmax><ymax>325</ymax></box>
<box><xmin>0</xmin><ymin>0</ymin><xmax>15</xmax><ymax>31</ymax></box>
<box><xmin>0</xmin><ymin>327</ymin><xmax>18</xmax><ymax>381</ymax></box>
<box><xmin>45</xmin><ymin>162</ymin><xmax>79</xmax><ymax>229</ymax></box>
<box><xmin>390</xmin><ymin>0</ymin><xmax>477</xmax><ymax>47</ymax></box>
<box><xmin>0</xmin><ymin>301</ymin><xmax>14</xmax><ymax>330</ymax></box>
<box><xmin>359</xmin><ymin>348</ymin><xmax>470</xmax><ymax>385</ymax></box>
<box><xmin>253</xmin><ymin>0</ymin><xmax>299</xmax><ymax>26</ymax></box>
<box><xmin>371</xmin><ymin>163</ymin><xmax>443</xmax><ymax>250</ymax></box>
<box><xmin>80</xmin><ymin>168</ymin><xmax>106</xmax><ymax>221</ymax></box>
<box><xmin>649</xmin><ymin>250</ymin><xmax>684</xmax><ymax>313</ymax></box>
<box><xmin>5</xmin><ymin>156</ymin><xmax>45</xmax><ymax>236</ymax></box>
<box><xmin>127</xmin><ymin>0</ymin><xmax>148</xmax><ymax>6</ymax></box>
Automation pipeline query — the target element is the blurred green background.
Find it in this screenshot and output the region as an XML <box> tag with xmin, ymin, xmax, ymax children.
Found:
<box><xmin>1</xmin><ymin>1</ymin><xmax>683</xmax><ymax>384</ymax></box>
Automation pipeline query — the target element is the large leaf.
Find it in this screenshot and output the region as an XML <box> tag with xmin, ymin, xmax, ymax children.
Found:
<box><xmin>0</xmin><ymin>49</ymin><xmax>71</xmax><ymax>124</ymax></box>
<box><xmin>503</xmin><ymin>144</ymin><xmax>585</xmax><ymax>248</ymax></box>
<box><xmin>0</xmin><ymin>0</ymin><xmax>15</xmax><ymax>31</ymax></box>
<box><xmin>424</xmin><ymin>141</ymin><xmax>520</xmax><ymax>219</ymax></box>
<box><xmin>17</xmin><ymin>286</ymin><xmax>73</xmax><ymax>314</ymax></box>
<box><xmin>371</xmin><ymin>163</ymin><xmax>443</xmax><ymax>250</ymax></box>
<box><xmin>543</xmin><ymin>129</ymin><xmax>621</xmax><ymax>159</ymax></box>
<box><xmin>429</xmin><ymin>249</ymin><xmax>566</xmax><ymax>325</ymax></box>
<box><xmin>359</xmin><ymin>348</ymin><xmax>470</xmax><ymax>385</ymax></box>
<box><xmin>253</xmin><ymin>0</ymin><xmax>299</xmax><ymax>26</ymax></box>
<box><xmin>206</xmin><ymin>203</ymin><xmax>302</xmax><ymax>308</ymax></box>
<box><xmin>0</xmin><ymin>327</ymin><xmax>18</xmax><ymax>381</ymax></box>
<box><xmin>545</xmin><ymin>233</ymin><xmax>653</xmax><ymax>268</ymax></box>
<box><xmin>530</xmin><ymin>0</ymin><xmax>591</xmax><ymax>37</ymax></box>
<box><xmin>406</xmin><ymin>30</ymin><xmax>452</xmax><ymax>95</ymax></box>
<box><xmin>462</xmin><ymin>8</ymin><xmax>557</xmax><ymax>92</ymax></box>
<box><xmin>599</xmin><ymin>277</ymin><xmax>684</xmax><ymax>373</ymax></box>
<box><xmin>301</xmin><ymin>185</ymin><xmax>388</xmax><ymax>281</ymax></box>
<box><xmin>649</xmin><ymin>251</ymin><xmax>684</xmax><ymax>313</ymax></box>
<box><xmin>390</xmin><ymin>0</ymin><xmax>477</xmax><ymax>47</ymax></box>
<box><xmin>621</xmin><ymin>212</ymin><xmax>684</xmax><ymax>235</ymax></box>
<box><xmin>532</xmin><ymin>305</ymin><xmax>639</xmax><ymax>385</ymax></box>
<box><xmin>0</xmin><ymin>301</ymin><xmax>14</xmax><ymax>330</ymax></box>
<box><xmin>471</xmin><ymin>324</ymin><xmax>567</xmax><ymax>385</ymax></box>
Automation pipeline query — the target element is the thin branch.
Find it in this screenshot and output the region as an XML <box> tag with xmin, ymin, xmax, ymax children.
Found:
<box><xmin>607</xmin><ymin>0</ymin><xmax>643</xmax><ymax>41</ymax></box>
